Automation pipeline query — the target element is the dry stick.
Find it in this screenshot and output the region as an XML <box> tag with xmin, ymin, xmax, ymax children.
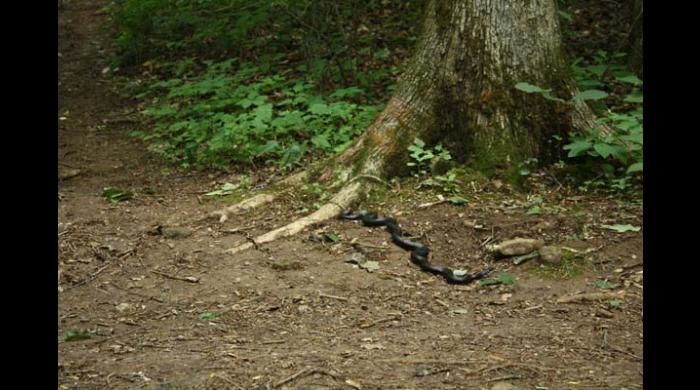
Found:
<box><xmin>352</xmin><ymin>242</ymin><xmax>389</xmax><ymax>250</ymax></box>
<box><xmin>274</xmin><ymin>367</ymin><xmax>339</xmax><ymax>388</ymax></box>
<box><xmin>71</xmin><ymin>263</ymin><xmax>110</xmax><ymax>288</ymax></box>
<box><xmin>487</xmin><ymin>374</ymin><xmax>523</xmax><ymax>382</ymax></box>
<box><xmin>261</xmin><ymin>340</ymin><xmax>286</xmax><ymax>345</ymax></box>
<box><xmin>376</xmin><ymin>358</ymin><xmax>479</xmax><ymax>365</ymax></box>
<box><xmin>435</xmin><ymin>298</ymin><xmax>450</xmax><ymax>308</ymax></box>
<box><xmin>606</xmin><ymin>344</ymin><xmax>642</xmax><ymax>361</ymax></box>
<box><xmin>359</xmin><ymin>316</ymin><xmax>401</xmax><ymax>329</ymax></box>
<box><xmin>211</xmin><ymin>373</ymin><xmax>245</xmax><ymax>390</ymax></box>
<box><xmin>319</xmin><ymin>292</ymin><xmax>349</xmax><ymax>302</ymax></box>
<box><xmin>222</xmin><ymin>225</ymin><xmax>255</xmax><ymax>234</ymax></box>
<box><xmin>150</xmin><ymin>270</ymin><xmax>199</xmax><ymax>283</ymax></box>
<box><xmin>418</xmin><ymin>199</ymin><xmax>449</xmax><ymax>209</ymax></box>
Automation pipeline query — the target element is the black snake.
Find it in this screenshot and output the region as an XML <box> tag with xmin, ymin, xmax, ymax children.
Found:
<box><xmin>341</xmin><ymin>210</ymin><xmax>495</xmax><ymax>284</ymax></box>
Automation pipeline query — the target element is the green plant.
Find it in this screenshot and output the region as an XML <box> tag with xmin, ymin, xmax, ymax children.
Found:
<box><xmin>407</xmin><ymin>138</ymin><xmax>452</xmax><ymax>176</ymax></box>
<box><xmin>133</xmin><ymin>61</ymin><xmax>384</xmax><ymax>170</ymax></box>
<box><xmin>515</xmin><ymin>52</ymin><xmax>643</xmax><ymax>190</ymax></box>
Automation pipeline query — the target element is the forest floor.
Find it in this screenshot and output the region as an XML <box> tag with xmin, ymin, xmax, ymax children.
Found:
<box><xmin>58</xmin><ymin>1</ymin><xmax>642</xmax><ymax>389</ymax></box>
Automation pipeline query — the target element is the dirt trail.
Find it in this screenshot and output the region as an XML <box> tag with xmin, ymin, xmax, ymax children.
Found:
<box><xmin>59</xmin><ymin>1</ymin><xmax>643</xmax><ymax>389</ymax></box>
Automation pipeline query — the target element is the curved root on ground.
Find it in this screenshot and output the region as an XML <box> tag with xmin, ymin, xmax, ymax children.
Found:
<box><xmin>209</xmin><ymin>171</ymin><xmax>308</xmax><ymax>223</ymax></box>
<box><xmin>210</xmin><ymin>193</ymin><xmax>277</xmax><ymax>223</ymax></box>
<box><xmin>224</xmin><ymin>182</ymin><xmax>362</xmax><ymax>254</ymax></box>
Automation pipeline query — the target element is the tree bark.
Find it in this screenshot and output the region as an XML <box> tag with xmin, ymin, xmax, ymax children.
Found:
<box><xmin>326</xmin><ymin>0</ymin><xmax>583</xmax><ymax>181</ymax></box>
<box><xmin>627</xmin><ymin>0</ymin><xmax>643</xmax><ymax>78</ymax></box>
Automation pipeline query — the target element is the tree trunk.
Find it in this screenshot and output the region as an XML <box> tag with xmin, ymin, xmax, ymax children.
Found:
<box><xmin>627</xmin><ymin>0</ymin><xmax>643</xmax><ymax>78</ymax></box>
<box><xmin>325</xmin><ymin>0</ymin><xmax>585</xmax><ymax>181</ymax></box>
<box><xmin>225</xmin><ymin>0</ymin><xmax>605</xmax><ymax>253</ymax></box>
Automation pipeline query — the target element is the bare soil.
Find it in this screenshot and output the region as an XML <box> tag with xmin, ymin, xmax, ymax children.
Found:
<box><xmin>58</xmin><ymin>1</ymin><xmax>643</xmax><ymax>389</ymax></box>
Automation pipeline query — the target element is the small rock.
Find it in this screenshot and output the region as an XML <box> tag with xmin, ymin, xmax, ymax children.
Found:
<box><xmin>488</xmin><ymin>238</ymin><xmax>544</xmax><ymax>256</ymax></box>
<box><xmin>532</xmin><ymin>220</ymin><xmax>554</xmax><ymax>231</ymax></box>
<box><xmin>539</xmin><ymin>245</ymin><xmax>562</xmax><ymax>265</ymax></box>
<box><xmin>297</xmin><ymin>305</ymin><xmax>310</xmax><ymax>313</ymax></box>
<box><xmin>59</xmin><ymin>168</ymin><xmax>81</xmax><ymax>180</ymax></box>
<box><xmin>115</xmin><ymin>303</ymin><xmax>132</xmax><ymax>312</ymax></box>
<box><xmin>596</xmin><ymin>309</ymin><xmax>614</xmax><ymax>318</ymax></box>
<box><xmin>491</xmin><ymin>382</ymin><xmax>517</xmax><ymax>390</ymax></box>
<box><xmin>161</xmin><ymin>227</ymin><xmax>193</xmax><ymax>239</ymax></box>
<box><xmin>344</xmin><ymin>253</ymin><xmax>366</xmax><ymax>264</ymax></box>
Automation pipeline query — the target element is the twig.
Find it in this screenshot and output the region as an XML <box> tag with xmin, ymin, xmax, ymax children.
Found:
<box><xmin>416</xmin><ymin>367</ymin><xmax>450</xmax><ymax>377</ymax></box>
<box><xmin>222</xmin><ymin>225</ymin><xmax>255</xmax><ymax>234</ymax></box>
<box><xmin>274</xmin><ymin>367</ymin><xmax>339</xmax><ymax>388</ymax></box>
<box><xmin>261</xmin><ymin>340</ymin><xmax>286</xmax><ymax>345</ymax></box>
<box><xmin>150</xmin><ymin>270</ymin><xmax>199</xmax><ymax>283</ymax></box>
<box><xmin>622</xmin><ymin>261</ymin><xmax>643</xmax><ymax>270</ymax></box>
<box><xmin>418</xmin><ymin>199</ymin><xmax>449</xmax><ymax>209</ymax></box>
<box><xmin>359</xmin><ymin>315</ymin><xmax>401</xmax><ymax>329</ymax></box>
<box><xmin>352</xmin><ymin>242</ymin><xmax>389</xmax><ymax>250</ymax></box>
<box><xmin>486</xmin><ymin>374</ymin><xmax>523</xmax><ymax>382</ymax></box>
<box><xmin>606</xmin><ymin>344</ymin><xmax>642</xmax><ymax>361</ymax></box>
<box><xmin>71</xmin><ymin>264</ymin><xmax>110</xmax><ymax>288</ymax></box>
<box><xmin>375</xmin><ymin>358</ymin><xmax>478</xmax><ymax>365</ymax></box>
<box><xmin>435</xmin><ymin>298</ymin><xmax>450</xmax><ymax>308</ymax></box>
<box><xmin>211</xmin><ymin>373</ymin><xmax>245</xmax><ymax>390</ymax></box>
<box><xmin>319</xmin><ymin>292</ymin><xmax>349</xmax><ymax>302</ymax></box>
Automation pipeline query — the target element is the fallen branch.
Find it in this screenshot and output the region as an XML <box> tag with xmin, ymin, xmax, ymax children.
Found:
<box><xmin>150</xmin><ymin>270</ymin><xmax>200</xmax><ymax>283</ymax></box>
<box><xmin>274</xmin><ymin>367</ymin><xmax>339</xmax><ymax>388</ymax></box>
<box><xmin>319</xmin><ymin>292</ymin><xmax>349</xmax><ymax>302</ymax></box>
<box><xmin>70</xmin><ymin>263</ymin><xmax>110</xmax><ymax>288</ymax></box>
<box><xmin>359</xmin><ymin>315</ymin><xmax>401</xmax><ymax>329</ymax></box>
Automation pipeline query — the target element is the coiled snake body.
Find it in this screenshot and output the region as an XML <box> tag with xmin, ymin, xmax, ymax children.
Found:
<box><xmin>341</xmin><ymin>210</ymin><xmax>495</xmax><ymax>284</ymax></box>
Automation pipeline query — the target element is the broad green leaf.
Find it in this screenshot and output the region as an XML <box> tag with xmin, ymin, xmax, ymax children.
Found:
<box><xmin>323</xmin><ymin>233</ymin><xmax>340</xmax><ymax>242</ymax></box>
<box><xmin>514</xmin><ymin>82</ymin><xmax>546</xmax><ymax>93</ymax></box>
<box><xmin>624</xmin><ymin>92</ymin><xmax>643</xmax><ymax>103</ymax></box>
<box><xmin>102</xmin><ymin>187</ymin><xmax>134</xmax><ymax>203</ymax></box>
<box><xmin>616</xmin><ymin>75</ymin><xmax>643</xmax><ymax>85</ymax></box>
<box><xmin>601</xmin><ymin>224</ymin><xmax>641</xmax><ymax>233</ymax></box>
<box><xmin>513</xmin><ymin>251</ymin><xmax>539</xmax><ymax>265</ymax></box>
<box><xmin>572</xmin><ymin>89</ymin><xmax>609</xmax><ymax>101</ymax></box>
<box><xmin>627</xmin><ymin>162</ymin><xmax>643</xmax><ymax>173</ymax></box>
<box><xmin>59</xmin><ymin>330</ymin><xmax>93</xmax><ymax>342</ymax></box>
<box><xmin>558</xmin><ymin>10</ymin><xmax>573</xmax><ymax>22</ymax></box>
<box><xmin>593</xmin><ymin>280</ymin><xmax>619</xmax><ymax>289</ymax></box>
<box><xmin>311</xmin><ymin>135</ymin><xmax>331</xmax><ymax>149</ymax></box>
<box><xmin>198</xmin><ymin>312</ymin><xmax>221</xmax><ymax>321</ymax></box>
<box><xmin>609</xmin><ymin>299</ymin><xmax>622</xmax><ymax>308</ymax></box>
<box><xmin>448</xmin><ymin>196</ymin><xmax>468</xmax><ymax>205</ymax></box>
<box><xmin>256</xmin><ymin>140</ymin><xmax>280</xmax><ymax>156</ymax></box>
<box><xmin>593</xmin><ymin>143</ymin><xmax>622</xmax><ymax>159</ymax></box>
<box><xmin>497</xmin><ymin>273</ymin><xmax>514</xmax><ymax>285</ymax></box>
<box><xmin>479</xmin><ymin>273</ymin><xmax>514</xmax><ymax>286</ymax></box>
<box><xmin>564</xmin><ymin>139</ymin><xmax>593</xmax><ymax>157</ymax></box>
<box><xmin>309</xmin><ymin>103</ymin><xmax>329</xmax><ymax>115</ymax></box>
<box><xmin>527</xmin><ymin>205</ymin><xmax>542</xmax><ymax>215</ymax></box>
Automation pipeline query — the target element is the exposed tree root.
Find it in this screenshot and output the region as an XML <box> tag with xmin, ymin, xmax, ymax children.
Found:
<box><xmin>210</xmin><ymin>193</ymin><xmax>277</xmax><ymax>223</ymax></box>
<box><xmin>209</xmin><ymin>171</ymin><xmax>308</xmax><ymax>223</ymax></box>
<box><xmin>224</xmin><ymin>182</ymin><xmax>362</xmax><ymax>254</ymax></box>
